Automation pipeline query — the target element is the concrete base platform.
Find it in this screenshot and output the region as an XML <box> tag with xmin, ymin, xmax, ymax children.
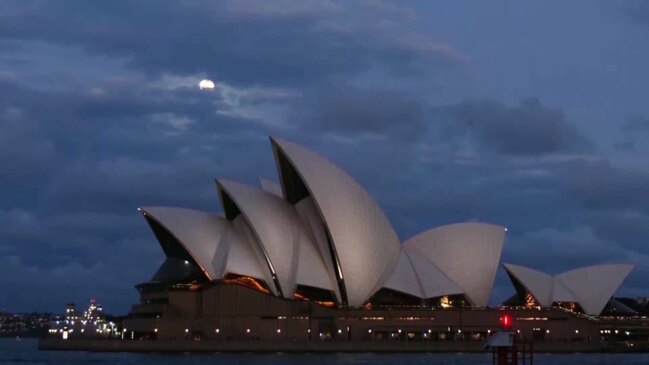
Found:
<box><xmin>38</xmin><ymin>338</ymin><xmax>604</xmax><ymax>353</ymax></box>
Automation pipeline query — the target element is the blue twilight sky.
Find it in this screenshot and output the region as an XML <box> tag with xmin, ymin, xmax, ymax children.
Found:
<box><xmin>1</xmin><ymin>0</ymin><xmax>649</xmax><ymax>314</ymax></box>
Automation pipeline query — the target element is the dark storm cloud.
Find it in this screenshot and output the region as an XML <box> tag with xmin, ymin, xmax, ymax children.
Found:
<box><xmin>295</xmin><ymin>86</ymin><xmax>425</xmax><ymax>141</ymax></box>
<box><xmin>626</xmin><ymin>0</ymin><xmax>649</xmax><ymax>26</ymax></box>
<box><xmin>0</xmin><ymin>0</ymin><xmax>463</xmax><ymax>85</ymax></box>
<box><xmin>613</xmin><ymin>140</ymin><xmax>635</xmax><ymax>151</ymax></box>
<box><xmin>559</xmin><ymin>159</ymin><xmax>649</xmax><ymax>262</ymax></box>
<box><xmin>295</xmin><ymin>92</ymin><xmax>591</xmax><ymax>161</ymax></box>
<box><xmin>437</xmin><ymin>98</ymin><xmax>592</xmax><ymax>156</ymax></box>
<box><xmin>565</xmin><ymin>159</ymin><xmax>649</xmax><ymax>215</ymax></box>
<box><xmin>585</xmin><ymin>211</ymin><xmax>649</xmax><ymax>252</ymax></box>
<box><xmin>384</xmin><ymin>155</ymin><xmax>579</xmax><ymax>239</ymax></box>
<box><xmin>623</xmin><ymin>115</ymin><xmax>649</xmax><ymax>132</ymax></box>
<box><xmin>0</xmin><ymin>39</ymin><xmax>23</xmax><ymax>53</ymax></box>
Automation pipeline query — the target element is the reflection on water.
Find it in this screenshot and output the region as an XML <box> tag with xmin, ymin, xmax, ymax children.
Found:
<box><xmin>2</xmin><ymin>339</ymin><xmax>649</xmax><ymax>365</ymax></box>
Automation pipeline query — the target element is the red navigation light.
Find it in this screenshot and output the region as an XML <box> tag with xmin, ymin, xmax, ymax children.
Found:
<box><xmin>500</xmin><ymin>314</ymin><xmax>512</xmax><ymax>329</ymax></box>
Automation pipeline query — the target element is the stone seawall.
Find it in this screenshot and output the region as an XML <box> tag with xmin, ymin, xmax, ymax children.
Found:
<box><xmin>39</xmin><ymin>338</ymin><xmax>602</xmax><ymax>353</ymax></box>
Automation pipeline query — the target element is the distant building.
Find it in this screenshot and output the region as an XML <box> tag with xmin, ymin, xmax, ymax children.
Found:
<box><xmin>49</xmin><ymin>299</ymin><xmax>117</xmax><ymax>339</ymax></box>
<box><xmin>0</xmin><ymin>311</ymin><xmax>55</xmax><ymax>337</ymax></box>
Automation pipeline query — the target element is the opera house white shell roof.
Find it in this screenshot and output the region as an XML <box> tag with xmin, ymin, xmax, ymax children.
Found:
<box><xmin>402</xmin><ymin>223</ymin><xmax>506</xmax><ymax>307</ymax></box>
<box><xmin>136</xmin><ymin>136</ymin><xmax>633</xmax><ymax>312</ymax></box>
<box><xmin>139</xmin><ymin>207</ymin><xmax>230</xmax><ymax>281</ymax></box>
<box><xmin>504</xmin><ymin>263</ymin><xmax>635</xmax><ymax>315</ymax></box>
<box><xmin>270</xmin><ymin>137</ymin><xmax>403</xmax><ymax>307</ymax></box>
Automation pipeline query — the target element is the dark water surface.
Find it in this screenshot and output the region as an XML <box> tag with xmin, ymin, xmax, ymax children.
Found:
<box><xmin>2</xmin><ymin>339</ymin><xmax>649</xmax><ymax>365</ymax></box>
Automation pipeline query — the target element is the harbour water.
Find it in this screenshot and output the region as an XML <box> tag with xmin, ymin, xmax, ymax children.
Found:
<box><xmin>3</xmin><ymin>339</ymin><xmax>649</xmax><ymax>365</ymax></box>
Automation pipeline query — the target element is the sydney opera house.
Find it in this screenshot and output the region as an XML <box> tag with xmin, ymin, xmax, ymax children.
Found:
<box><xmin>118</xmin><ymin>137</ymin><xmax>640</xmax><ymax>348</ymax></box>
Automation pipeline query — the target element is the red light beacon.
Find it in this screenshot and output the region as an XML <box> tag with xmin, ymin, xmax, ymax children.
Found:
<box><xmin>499</xmin><ymin>314</ymin><xmax>512</xmax><ymax>329</ymax></box>
<box><xmin>487</xmin><ymin>314</ymin><xmax>533</xmax><ymax>364</ymax></box>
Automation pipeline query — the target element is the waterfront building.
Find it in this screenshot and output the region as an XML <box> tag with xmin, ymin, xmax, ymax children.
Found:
<box><xmin>49</xmin><ymin>299</ymin><xmax>117</xmax><ymax>339</ymax></box>
<box><xmin>55</xmin><ymin>136</ymin><xmax>637</xmax><ymax>350</ymax></box>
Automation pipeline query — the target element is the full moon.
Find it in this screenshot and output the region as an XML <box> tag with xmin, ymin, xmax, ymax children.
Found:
<box><xmin>199</xmin><ymin>79</ymin><xmax>215</xmax><ymax>90</ymax></box>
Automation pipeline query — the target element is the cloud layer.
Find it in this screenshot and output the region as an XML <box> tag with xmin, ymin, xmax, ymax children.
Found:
<box><xmin>1</xmin><ymin>0</ymin><xmax>648</xmax><ymax>313</ymax></box>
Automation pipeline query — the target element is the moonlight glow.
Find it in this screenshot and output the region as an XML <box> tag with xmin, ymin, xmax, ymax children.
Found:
<box><xmin>199</xmin><ymin>79</ymin><xmax>215</xmax><ymax>90</ymax></box>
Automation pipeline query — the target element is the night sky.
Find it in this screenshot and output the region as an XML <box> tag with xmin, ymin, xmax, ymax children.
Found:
<box><xmin>1</xmin><ymin>1</ymin><xmax>649</xmax><ymax>314</ymax></box>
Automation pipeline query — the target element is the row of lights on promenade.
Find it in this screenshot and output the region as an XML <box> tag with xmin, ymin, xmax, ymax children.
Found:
<box><xmin>145</xmin><ymin>328</ymin><xmax>621</xmax><ymax>336</ymax></box>
<box><xmin>152</xmin><ymin>328</ymin><xmax>328</xmax><ymax>335</ymax></box>
<box><xmin>147</xmin><ymin>327</ymin><xmax>501</xmax><ymax>336</ymax></box>
<box><xmin>601</xmin><ymin>329</ymin><xmax>631</xmax><ymax>335</ymax></box>
<box><xmin>145</xmin><ymin>327</ymin><xmax>356</xmax><ymax>336</ymax></box>
<box><xmin>141</xmin><ymin>308</ymin><xmax>513</xmax><ymax>337</ymax></box>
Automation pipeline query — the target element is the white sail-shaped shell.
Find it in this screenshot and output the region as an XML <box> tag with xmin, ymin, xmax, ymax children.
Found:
<box><xmin>403</xmin><ymin>223</ymin><xmax>506</xmax><ymax>306</ymax></box>
<box><xmin>139</xmin><ymin>207</ymin><xmax>229</xmax><ymax>280</ymax></box>
<box><xmin>555</xmin><ymin>264</ymin><xmax>634</xmax><ymax>315</ymax></box>
<box><xmin>271</xmin><ymin>137</ymin><xmax>401</xmax><ymax>307</ymax></box>
<box><xmin>503</xmin><ymin>263</ymin><xmax>553</xmax><ymax>306</ymax></box>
